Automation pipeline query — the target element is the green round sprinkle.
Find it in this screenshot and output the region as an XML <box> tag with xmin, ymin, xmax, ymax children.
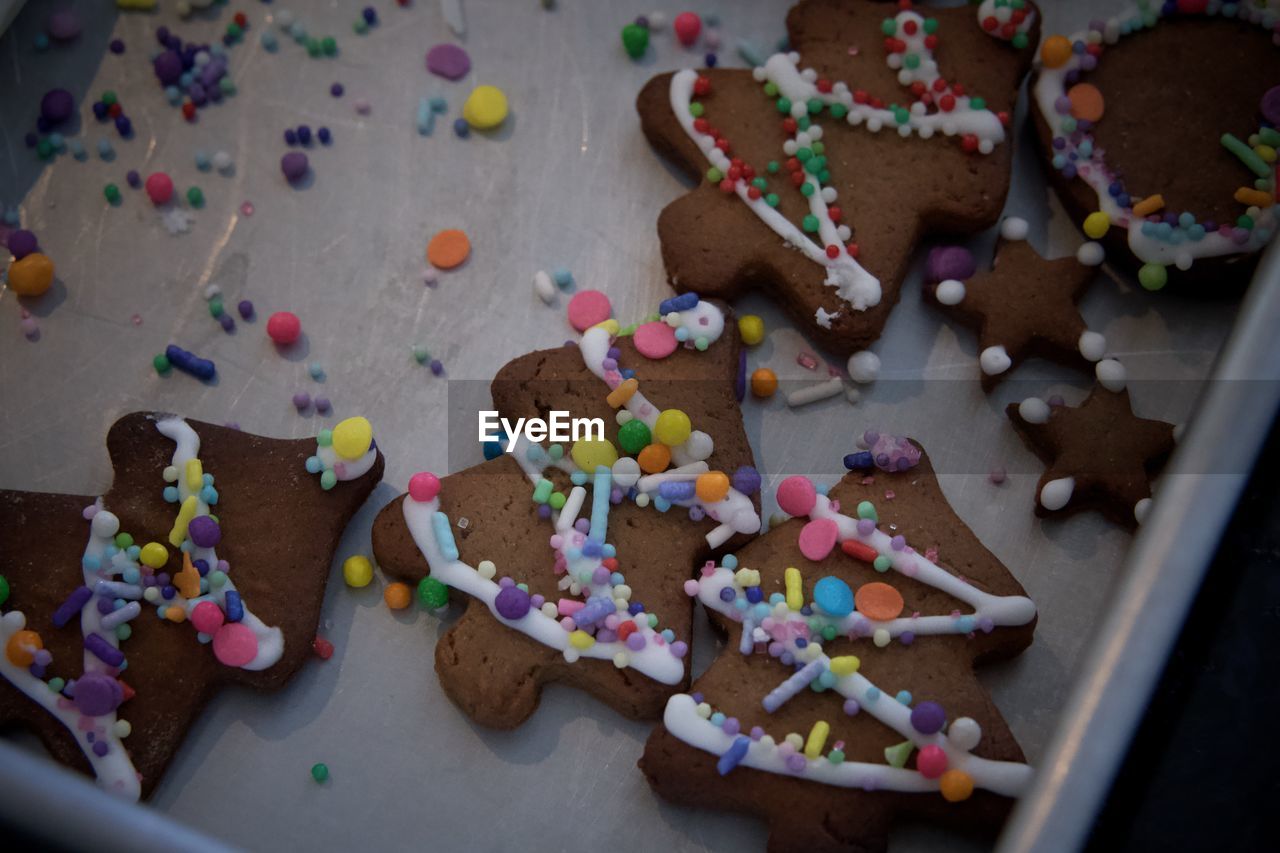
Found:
<box><xmin>306</xmin><ymin>37</ymin><xmax>321</xmax><ymax>57</ymax></box>
<box><xmin>417</xmin><ymin>576</ymin><xmax>449</xmax><ymax>609</ymax></box>
<box><xmin>153</xmin><ymin>353</ymin><xmax>171</xmax><ymax>374</ymax></box>
<box><xmin>873</xmin><ymin>555</ymin><xmax>892</xmax><ymax>573</ymax></box>
<box><xmin>226</xmin><ymin>22</ymin><xmax>242</xmax><ymax>39</ymax></box>
<box><xmin>209</xmin><ymin>297</ymin><xmax>224</xmax><ymax>318</ymax></box>
<box><xmin>797</xmin><ymin>116</ymin><xmax>811</xmax><ymax>131</ymax></box>
<box><xmin>317</xmin><ymin>428</ymin><xmax>334</xmax><ymax>447</ymax></box>
<box><xmin>856</xmin><ymin>500</ymin><xmax>877</xmax><ymax>521</ymax></box>
<box><xmin>1238</xmin><ymin>214</ymin><xmax>1255</xmax><ymax>229</ymax></box>
<box><xmin>620</xmin><ymin>23</ymin><xmax>648</xmax><ymax>59</ymax></box>
<box><xmin>688</xmin><ymin>102</ymin><xmax>704</xmax><ymax>118</ymax></box>
<box><xmin>892</xmin><ymin>106</ymin><xmax>909</xmax><ymax>125</ymax></box>
<box><xmin>547</xmin><ymin>443</ymin><xmax>564</xmax><ymax>460</ymax></box>
<box><xmin>829</xmin><ymin>103</ymin><xmax>847</xmax><ymax>119</ymax></box>
<box><xmin>763</xmin><ymin>82</ymin><xmax>778</xmax><ymax>97</ymax></box>
<box><xmin>970</xmin><ymin>97</ymin><xmax>987</xmax><ymax>111</ymax></box>
<box><xmin>0</xmin><ymin>574</ymin><xmax>9</xmax><ymax>607</ymax></box>
<box><xmin>114</xmin><ymin>533</ymin><xmax>134</xmax><ymax>549</ymax></box>
<box><xmin>187</xmin><ymin>187</ymin><xmax>204</xmax><ymax>207</ymax></box>
<box><xmin>796</xmin><ymin>147</ymin><xmax>812</xmax><ymax>162</ymax></box>
<box><xmin>800</xmin><ymin>182</ymin><xmax>815</xmax><ymax>197</ymax></box>
<box><xmin>1012</xmin><ymin>32</ymin><xmax>1028</xmax><ymax>49</ymax></box>
<box><xmin>775</xmin><ymin>97</ymin><xmax>791</xmax><ymax>114</ymax></box>
<box><xmin>320</xmin><ymin>470</ymin><xmax>337</xmax><ymax>491</ymax></box>
<box><xmin>751</xmin><ymin>177</ymin><xmax>767</xmax><ymax>190</ymax></box>
<box><xmin>765</xmin><ymin>193</ymin><xmax>779</xmax><ymax>207</ymax></box>
<box><xmin>1138</xmin><ymin>263</ymin><xmax>1168</xmax><ymax>291</ymax></box>
<box><xmin>828</xmin><ymin>749</ymin><xmax>846</xmax><ymax>764</ymax></box>
<box><xmin>321</xmin><ymin>36</ymin><xmax>337</xmax><ymax>56</ymax></box>
<box><xmin>811</xmin><ymin>141</ymin><xmax>825</xmax><ymax>155</ymax></box>
<box><xmin>209</xmin><ymin>571</ymin><xmax>228</xmax><ymax>588</ymax></box>
<box><xmin>219</xmin><ymin>77</ymin><xmax>236</xmax><ymax>96</ymax></box>
<box><xmin>817</xmin><ymin>169</ymin><xmax>830</xmax><ymax>183</ymax></box>
<box><xmin>354</xmin><ymin>19</ymin><xmax>369</xmax><ymax>35</ymax></box>
<box><xmin>412</xmin><ymin>345</ymin><xmax>430</xmax><ymax>364</ymax></box>
<box><xmin>903</xmin><ymin>54</ymin><xmax>920</xmax><ymax>70</ymax></box>
<box><xmin>618</xmin><ymin>419</ymin><xmax>652</xmax><ymax>454</ymax></box>
<box><xmin>802</xmin><ymin>214</ymin><xmax>819</xmax><ymax>233</ymax></box>
<box><xmin>115</xmin><ymin>624</ymin><xmax>132</xmax><ymax>641</ymax></box>
<box><xmin>310</xmin><ymin>763</ymin><xmax>329</xmax><ymax>783</ymax></box>
<box><xmin>923</xmin><ymin>18</ymin><xmax>939</xmax><ymax>35</ymax></box>
<box><xmin>646</xmin><ymin>613</ymin><xmax>659</xmax><ymax>629</ymax></box>
<box><xmin>101</xmin><ymin>90</ymin><xmax>118</xmax><ymax>106</ymax></box>
<box><xmin>548</xmin><ymin>491</ymin><xmax>567</xmax><ymax>510</ymax></box>
<box><xmin>821</xmin><ymin>624</ymin><xmax>837</xmax><ymax>641</ymax></box>
<box><xmin>766</xmin><ymin>160</ymin><xmax>780</xmax><ymax>174</ymax></box>
<box><xmin>694</xmin><ymin>337</ymin><xmax>709</xmax><ymax>351</ymax></box>
<box><xmin>48</xmin><ymin>677</ymin><xmax>65</xmax><ymax>693</ymax></box>
<box><xmin>880</xmin><ymin>18</ymin><xmax>897</xmax><ymax>36</ymax></box>
<box><xmin>36</xmin><ymin>139</ymin><xmax>53</xmax><ymax>160</ymax></box>
<box><xmin>104</xmin><ymin>183</ymin><xmax>121</xmax><ymax>203</ymax></box>
<box><xmin>807</xmin><ymin>97</ymin><xmax>823</xmax><ymax>114</ymax></box>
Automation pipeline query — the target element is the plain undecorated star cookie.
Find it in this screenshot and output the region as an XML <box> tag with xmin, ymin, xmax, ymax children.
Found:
<box><xmin>0</xmin><ymin>413</ymin><xmax>384</xmax><ymax>799</ymax></box>
<box><xmin>637</xmin><ymin>0</ymin><xmax>1037</xmax><ymax>355</ymax></box>
<box><xmin>640</xmin><ymin>443</ymin><xmax>1037</xmax><ymax>853</ymax></box>
<box><xmin>371</xmin><ymin>297</ymin><xmax>761</xmax><ymax>729</ymax></box>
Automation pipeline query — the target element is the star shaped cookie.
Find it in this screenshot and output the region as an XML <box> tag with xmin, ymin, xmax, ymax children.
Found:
<box><xmin>1007</xmin><ymin>385</ymin><xmax>1176</xmax><ymax>528</ymax></box>
<box><xmin>926</xmin><ymin>234</ymin><xmax>1108</xmax><ymax>391</ymax></box>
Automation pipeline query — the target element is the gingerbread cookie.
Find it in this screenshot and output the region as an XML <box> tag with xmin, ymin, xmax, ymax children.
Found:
<box><xmin>924</xmin><ymin>221</ymin><xmax>1111</xmax><ymax>390</ymax></box>
<box><xmin>371</xmin><ymin>296</ymin><xmax>761</xmax><ymax>728</ymax></box>
<box><xmin>0</xmin><ymin>413</ymin><xmax>384</xmax><ymax>799</ymax></box>
<box><xmin>1007</xmin><ymin>382</ymin><xmax>1176</xmax><ymax>528</ymax></box>
<box><xmin>1032</xmin><ymin>0</ymin><xmax>1280</xmax><ymax>291</ymax></box>
<box><xmin>637</xmin><ymin>0</ymin><xmax>1038</xmax><ymax>355</ymax></box>
<box><xmin>640</xmin><ymin>440</ymin><xmax>1037</xmax><ymax>852</ymax></box>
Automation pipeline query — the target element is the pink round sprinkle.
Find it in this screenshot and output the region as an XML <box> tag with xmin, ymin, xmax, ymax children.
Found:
<box><xmin>354</xmin><ymin>99</ymin><xmax>370</xmax><ymax>114</ymax></box>
<box><xmin>131</xmin><ymin>313</ymin><xmax>142</xmax><ymax>325</ymax></box>
<box><xmin>776</xmin><ymin>475</ymin><xmax>817</xmax><ymax>517</ymax></box>
<box><xmin>633</xmin><ymin>321</ymin><xmax>677</xmax><ymax>360</ymax></box>
<box><xmin>20</xmin><ymin>317</ymin><xmax>39</xmax><ymax>338</ymax></box>
<box><xmin>266</xmin><ymin>311</ymin><xmax>301</xmax><ymax>345</ymax></box>
<box><xmin>240</xmin><ymin>201</ymin><xmax>254</xmax><ymax>217</ymax></box>
<box><xmin>212</xmin><ymin>622</ymin><xmax>259</xmax><ymax>667</ymax></box>
<box><xmin>683</xmin><ymin>579</ymin><xmax>700</xmax><ymax>596</ymax></box>
<box><xmin>989</xmin><ymin>467</ymin><xmax>1007</xmax><ymax>485</ymax></box>
<box><xmin>567</xmin><ymin>289</ymin><xmax>612</xmax><ymax>332</ymax></box>
<box><xmin>408</xmin><ymin>471</ymin><xmax>441</xmax><ymax>502</ymax></box>
<box><xmin>798</xmin><ymin>517</ymin><xmax>839</xmax><ymax>561</ymax></box>
<box><xmin>190</xmin><ymin>601</ymin><xmax>225</xmax><ymax>635</ymax></box>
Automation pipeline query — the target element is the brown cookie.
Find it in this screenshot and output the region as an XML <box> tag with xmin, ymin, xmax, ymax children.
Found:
<box><xmin>924</xmin><ymin>232</ymin><xmax>1109</xmax><ymax>390</ymax></box>
<box><xmin>640</xmin><ymin>445</ymin><xmax>1037</xmax><ymax>853</ymax></box>
<box><xmin>0</xmin><ymin>413</ymin><xmax>384</xmax><ymax>799</ymax></box>
<box><xmin>637</xmin><ymin>0</ymin><xmax>1037</xmax><ymax>356</ymax></box>
<box><xmin>1031</xmin><ymin>6</ymin><xmax>1280</xmax><ymax>292</ymax></box>
<box><xmin>371</xmin><ymin>298</ymin><xmax>761</xmax><ymax>729</ymax></box>
<box><xmin>1007</xmin><ymin>384</ymin><xmax>1177</xmax><ymax>528</ymax></box>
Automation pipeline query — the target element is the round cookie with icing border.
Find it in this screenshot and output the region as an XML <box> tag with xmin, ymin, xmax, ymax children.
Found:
<box><xmin>637</xmin><ymin>0</ymin><xmax>1038</xmax><ymax>356</ymax></box>
<box><xmin>639</xmin><ymin>445</ymin><xmax>1038</xmax><ymax>852</ymax></box>
<box><xmin>1031</xmin><ymin>0</ymin><xmax>1280</xmax><ymax>292</ymax></box>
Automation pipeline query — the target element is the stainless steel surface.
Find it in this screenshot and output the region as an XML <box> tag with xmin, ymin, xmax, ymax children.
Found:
<box><xmin>0</xmin><ymin>2</ymin><xmax>1256</xmax><ymax>851</ymax></box>
<box><xmin>997</xmin><ymin>243</ymin><xmax>1280</xmax><ymax>853</ymax></box>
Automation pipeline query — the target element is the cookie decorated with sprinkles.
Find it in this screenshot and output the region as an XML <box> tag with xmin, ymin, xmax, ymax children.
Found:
<box><xmin>639</xmin><ymin>444</ymin><xmax>1037</xmax><ymax>852</ymax></box>
<box><xmin>0</xmin><ymin>413</ymin><xmax>384</xmax><ymax>799</ymax></box>
<box><xmin>1032</xmin><ymin>0</ymin><xmax>1280</xmax><ymax>291</ymax></box>
<box><xmin>636</xmin><ymin>0</ymin><xmax>1037</xmax><ymax>356</ymax></box>
<box><xmin>371</xmin><ymin>296</ymin><xmax>762</xmax><ymax>728</ymax></box>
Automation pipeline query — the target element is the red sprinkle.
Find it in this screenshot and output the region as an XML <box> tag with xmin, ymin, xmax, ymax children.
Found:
<box><xmin>312</xmin><ymin>636</ymin><xmax>334</xmax><ymax>660</ymax></box>
<box><xmin>841</xmin><ymin>539</ymin><xmax>878</xmax><ymax>563</ymax></box>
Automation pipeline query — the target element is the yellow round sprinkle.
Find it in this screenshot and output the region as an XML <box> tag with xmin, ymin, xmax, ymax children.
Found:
<box><xmin>462</xmin><ymin>85</ymin><xmax>509</xmax><ymax>130</ymax></box>
<box><xmin>343</xmin><ymin>555</ymin><xmax>374</xmax><ymax>588</ymax></box>
<box><xmin>569</xmin><ymin>629</ymin><xmax>595</xmax><ymax>650</ymax></box>
<box><xmin>332</xmin><ymin>416</ymin><xmax>373</xmax><ymax>460</ymax></box>
<box><xmin>570</xmin><ymin>438</ymin><xmax>619</xmax><ymax>471</ymax></box>
<box><xmin>654</xmin><ymin>409</ymin><xmax>692</xmax><ymax>446</ymax></box>
<box><xmin>737</xmin><ymin>314</ymin><xmax>765</xmax><ymax>346</ymax></box>
<box><xmin>1082</xmin><ymin>211</ymin><xmax>1110</xmax><ymax>239</ymax></box>
<box><xmin>139</xmin><ymin>542</ymin><xmax>169</xmax><ymax>569</ymax></box>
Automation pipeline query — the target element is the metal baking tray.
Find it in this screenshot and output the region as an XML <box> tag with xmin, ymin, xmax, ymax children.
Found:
<box><xmin>0</xmin><ymin>1</ymin><xmax>1271</xmax><ymax>850</ymax></box>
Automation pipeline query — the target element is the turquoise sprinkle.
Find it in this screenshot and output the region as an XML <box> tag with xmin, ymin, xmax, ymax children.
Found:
<box><xmin>865</xmin><ymin>687</ymin><xmax>881</xmax><ymax>704</ymax></box>
<box><xmin>723</xmin><ymin>554</ymin><xmax>739</xmax><ymax>570</ymax></box>
<box><xmin>896</xmin><ymin>690</ymin><xmax>912</xmax><ymax>705</ymax></box>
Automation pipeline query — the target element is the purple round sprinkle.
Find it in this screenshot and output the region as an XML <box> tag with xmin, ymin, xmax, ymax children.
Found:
<box><xmin>315</xmin><ymin>397</ymin><xmax>332</xmax><ymax>414</ymax></box>
<box><xmin>536</xmin><ymin>504</ymin><xmax>552</xmax><ymax>519</ymax></box>
<box><xmin>1262</xmin><ymin>86</ymin><xmax>1280</xmax><ymax>128</ymax></box>
<box><xmin>722</xmin><ymin>717</ymin><xmax>740</xmax><ymax>735</ymax></box>
<box><xmin>786</xmin><ymin>754</ymin><xmax>807</xmax><ymax>772</ymax></box>
<box><xmin>47</xmin><ymin>10</ymin><xmax>82</xmax><ymax>41</ymax></box>
<box><xmin>430</xmin><ymin>359</ymin><xmax>443</xmax><ymax>375</ymax></box>
<box><xmin>40</xmin><ymin>89</ymin><xmax>75</xmax><ymax>125</ymax></box>
<box><xmin>237</xmin><ymin>299</ymin><xmax>254</xmax><ymax>319</ymax></box>
<box><xmin>925</xmin><ymin>245</ymin><xmax>977</xmax><ymax>283</ymax></box>
<box><xmin>187</xmin><ymin>515</ymin><xmax>222</xmax><ymax>549</ymax></box>
<box><xmin>92</xmin><ymin>740</ymin><xmax>110</xmax><ymax>757</ymax></box>
<box><xmin>494</xmin><ymin>585</ymin><xmax>531</xmax><ymax>620</ymax></box>
<box><xmin>74</xmin><ymin>673</ymin><xmax>123</xmax><ymax>717</ymax></box>
<box><xmin>109</xmin><ymin>38</ymin><xmax>125</xmax><ymax>54</ymax></box>
<box><xmin>153</xmin><ymin>50</ymin><xmax>183</xmax><ymax>85</ymax></box>
<box><xmin>749</xmin><ymin>726</ymin><xmax>764</xmax><ymax>740</ymax></box>
<box><xmin>731</xmin><ymin>465</ymin><xmax>762</xmax><ymax>496</ymax></box>
<box><xmin>126</xmin><ymin>169</ymin><xmax>141</xmax><ymax>188</ymax></box>
<box><xmin>843</xmin><ymin>699</ymin><xmax>860</xmax><ymax>716</ymax></box>
<box><xmin>909</xmin><ymin>700</ymin><xmax>946</xmax><ymax>735</ymax></box>
<box><xmin>281</xmin><ymin>151</ymin><xmax>309</xmax><ymax>183</ymax></box>
<box><xmin>426</xmin><ymin>43</ymin><xmax>471</xmax><ymax>80</ymax></box>
<box><xmin>330</xmin><ymin>82</ymin><xmax>344</xmax><ymax>97</ymax></box>
<box><xmin>293</xmin><ymin>392</ymin><xmax>311</xmax><ymax>410</ymax></box>
<box><xmin>7</xmin><ymin>229</ymin><xmax>39</xmax><ymax>260</ymax></box>
<box><xmin>670</xmin><ymin>641</ymin><xmax>688</xmax><ymax>658</ymax></box>
<box><xmin>218</xmin><ymin>314</ymin><xmax>235</xmax><ymax>332</ymax></box>
<box><xmin>626</xmin><ymin>632</ymin><xmax>646</xmax><ymax>651</ymax></box>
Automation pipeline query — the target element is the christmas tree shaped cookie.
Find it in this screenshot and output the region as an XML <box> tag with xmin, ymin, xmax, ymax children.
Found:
<box><xmin>371</xmin><ymin>296</ymin><xmax>761</xmax><ymax>728</ymax></box>
<box><xmin>637</xmin><ymin>0</ymin><xmax>1038</xmax><ymax>355</ymax></box>
<box><xmin>0</xmin><ymin>413</ymin><xmax>384</xmax><ymax>799</ymax></box>
<box><xmin>640</xmin><ymin>438</ymin><xmax>1037</xmax><ymax>852</ymax></box>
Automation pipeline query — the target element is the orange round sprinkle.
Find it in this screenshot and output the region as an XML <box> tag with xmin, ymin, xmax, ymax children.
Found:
<box><xmin>1039</xmin><ymin>35</ymin><xmax>1072</xmax><ymax>69</ymax></box>
<box><xmin>426</xmin><ymin>229</ymin><xmax>471</xmax><ymax>269</ymax></box>
<box><xmin>854</xmin><ymin>581</ymin><xmax>904</xmax><ymax>622</ymax></box>
<box><xmin>695</xmin><ymin>471</ymin><xmax>731</xmax><ymax>503</ymax></box>
<box><xmin>1066</xmin><ymin>83</ymin><xmax>1105</xmax><ymax>123</ymax></box>
<box><xmin>750</xmin><ymin>367</ymin><xmax>778</xmax><ymax>398</ymax></box>
<box><xmin>637</xmin><ymin>443</ymin><xmax>672</xmax><ymax>474</ymax></box>
<box><xmin>5</xmin><ymin>630</ymin><xmax>42</xmax><ymax>667</ymax></box>
<box><xmin>384</xmin><ymin>581</ymin><xmax>413</xmax><ymax>610</ymax></box>
<box><xmin>940</xmin><ymin>769</ymin><xmax>975</xmax><ymax>802</ymax></box>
